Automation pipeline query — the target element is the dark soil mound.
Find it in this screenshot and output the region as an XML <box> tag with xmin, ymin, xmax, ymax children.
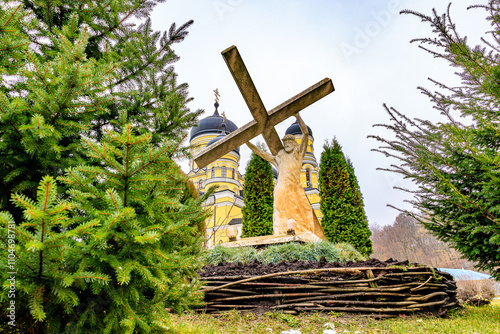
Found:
<box><xmin>200</xmin><ymin>258</ymin><xmax>413</xmax><ymax>277</ymax></box>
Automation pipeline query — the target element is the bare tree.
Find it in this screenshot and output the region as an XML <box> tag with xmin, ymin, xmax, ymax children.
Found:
<box><xmin>371</xmin><ymin>214</ymin><xmax>476</xmax><ymax>269</ymax></box>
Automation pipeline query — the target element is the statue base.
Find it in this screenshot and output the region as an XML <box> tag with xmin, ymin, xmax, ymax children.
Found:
<box><xmin>221</xmin><ymin>231</ymin><xmax>324</xmax><ymax>249</ymax></box>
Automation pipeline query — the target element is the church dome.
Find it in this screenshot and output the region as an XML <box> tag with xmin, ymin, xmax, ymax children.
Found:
<box><xmin>285</xmin><ymin>120</ymin><xmax>313</xmax><ymax>138</ymax></box>
<box><xmin>190</xmin><ymin>102</ymin><xmax>238</xmax><ymax>141</ymax></box>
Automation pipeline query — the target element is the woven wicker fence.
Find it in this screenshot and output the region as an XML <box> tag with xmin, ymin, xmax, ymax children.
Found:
<box><xmin>199</xmin><ymin>266</ymin><xmax>458</xmax><ymax>317</ymax></box>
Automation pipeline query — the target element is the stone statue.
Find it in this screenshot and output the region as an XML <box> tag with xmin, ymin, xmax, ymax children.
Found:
<box><xmin>246</xmin><ymin>113</ymin><xmax>319</xmax><ymax>236</ymax></box>
<box><xmin>193</xmin><ymin>45</ymin><xmax>332</xmax><ymax>243</ymax></box>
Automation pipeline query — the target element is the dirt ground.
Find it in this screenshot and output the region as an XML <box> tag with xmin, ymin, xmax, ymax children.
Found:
<box><xmin>199</xmin><ymin>258</ymin><xmax>414</xmax><ymax>278</ymax></box>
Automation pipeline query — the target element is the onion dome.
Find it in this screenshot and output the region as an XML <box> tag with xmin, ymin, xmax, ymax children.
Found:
<box><xmin>285</xmin><ymin>120</ymin><xmax>313</xmax><ymax>138</ymax></box>
<box><xmin>190</xmin><ymin>102</ymin><xmax>238</xmax><ymax>141</ymax></box>
<box><xmin>206</xmin><ymin>123</ymin><xmax>240</xmax><ymax>154</ymax></box>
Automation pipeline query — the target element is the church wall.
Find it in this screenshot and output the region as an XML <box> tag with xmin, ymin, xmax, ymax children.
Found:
<box><xmin>204</xmin><ymin>189</ymin><xmax>244</xmax><ymax>247</ymax></box>
<box><xmin>294</xmin><ymin>135</ymin><xmax>321</xmax><ymax>223</ymax></box>
<box><xmin>205</xmin><ymin>203</ymin><xmax>242</xmax><ymax>229</ymax></box>
<box><xmin>295</xmin><ymin>137</ymin><xmax>315</xmax><ymax>154</ymax></box>
<box><xmin>188</xmin><ymin>126</ymin><xmax>244</xmax><ymax>248</ymax></box>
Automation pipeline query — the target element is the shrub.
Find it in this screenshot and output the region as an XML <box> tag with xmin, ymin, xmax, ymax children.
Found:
<box><xmin>203</xmin><ymin>245</ymin><xmax>258</xmax><ymax>265</ymax></box>
<box><xmin>241</xmin><ymin>152</ymin><xmax>274</xmax><ymax>237</ymax></box>
<box><xmin>203</xmin><ymin>242</ymin><xmax>366</xmax><ymax>265</ymax></box>
<box><xmin>457</xmin><ymin>279</ymin><xmax>498</xmax><ymax>306</ymax></box>
<box><xmin>319</xmin><ymin>138</ymin><xmax>372</xmax><ymax>257</ymax></box>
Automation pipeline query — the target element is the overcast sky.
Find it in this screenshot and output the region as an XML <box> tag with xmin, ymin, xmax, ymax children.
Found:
<box><xmin>150</xmin><ymin>0</ymin><xmax>489</xmax><ymax>226</ymax></box>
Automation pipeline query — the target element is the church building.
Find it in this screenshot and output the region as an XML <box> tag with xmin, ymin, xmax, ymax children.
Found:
<box><xmin>187</xmin><ymin>97</ymin><xmax>322</xmax><ymax>247</ymax></box>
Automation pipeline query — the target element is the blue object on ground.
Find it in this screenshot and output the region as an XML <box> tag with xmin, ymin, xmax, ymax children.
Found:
<box><xmin>438</xmin><ymin>268</ymin><xmax>493</xmax><ymax>280</ymax></box>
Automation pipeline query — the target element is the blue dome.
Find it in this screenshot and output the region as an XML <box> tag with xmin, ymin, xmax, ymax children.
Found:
<box><xmin>206</xmin><ymin>134</ymin><xmax>240</xmax><ymax>154</ymax></box>
<box><xmin>285</xmin><ymin>120</ymin><xmax>313</xmax><ymax>138</ymax></box>
<box><xmin>190</xmin><ymin>103</ymin><xmax>239</xmax><ymax>141</ymax></box>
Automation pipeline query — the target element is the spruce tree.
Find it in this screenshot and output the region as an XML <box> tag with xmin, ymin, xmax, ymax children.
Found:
<box><xmin>0</xmin><ymin>176</ymin><xmax>113</xmax><ymax>333</ymax></box>
<box><xmin>0</xmin><ymin>1</ymin><xmax>202</xmax><ymax>223</ymax></box>
<box><xmin>0</xmin><ymin>1</ymin><xmax>209</xmax><ymax>332</ymax></box>
<box><xmin>0</xmin><ymin>119</ymin><xmax>209</xmax><ymax>333</ymax></box>
<box><xmin>242</xmin><ymin>152</ymin><xmax>274</xmax><ymax>237</ymax></box>
<box><xmin>370</xmin><ymin>2</ymin><xmax>500</xmax><ymax>278</ymax></box>
<box><xmin>319</xmin><ymin>138</ymin><xmax>372</xmax><ymax>257</ymax></box>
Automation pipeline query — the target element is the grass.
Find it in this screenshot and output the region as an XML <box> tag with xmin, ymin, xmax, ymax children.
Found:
<box><xmin>165</xmin><ymin>305</ymin><xmax>500</xmax><ymax>333</ymax></box>
<box><xmin>203</xmin><ymin>242</ymin><xmax>366</xmax><ymax>265</ymax></box>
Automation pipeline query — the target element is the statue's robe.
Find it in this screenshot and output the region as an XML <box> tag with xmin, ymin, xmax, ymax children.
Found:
<box><xmin>273</xmin><ymin>147</ymin><xmax>317</xmax><ymax>236</ymax></box>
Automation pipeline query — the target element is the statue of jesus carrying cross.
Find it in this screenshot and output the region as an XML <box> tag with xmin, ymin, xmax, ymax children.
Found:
<box><xmin>194</xmin><ymin>45</ymin><xmax>333</xmax><ymax>240</ymax></box>
<box><xmin>246</xmin><ymin>113</ymin><xmax>322</xmax><ymax>236</ymax></box>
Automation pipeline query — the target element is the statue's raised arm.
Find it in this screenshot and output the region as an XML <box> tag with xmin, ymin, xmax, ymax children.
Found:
<box><xmin>295</xmin><ymin>113</ymin><xmax>309</xmax><ymax>158</ymax></box>
<box><xmin>246</xmin><ymin>141</ymin><xmax>277</xmax><ymax>167</ymax></box>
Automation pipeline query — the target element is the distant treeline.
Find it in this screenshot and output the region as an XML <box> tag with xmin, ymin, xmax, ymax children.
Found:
<box><xmin>371</xmin><ymin>214</ymin><xmax>477</xmax><ymax>271</ymax></box>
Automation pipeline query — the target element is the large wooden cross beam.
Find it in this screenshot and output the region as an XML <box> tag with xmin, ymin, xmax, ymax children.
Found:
<box><xmin>193</xmin><ymin>45</ymin><xmax>335</xmax><ymax>168</ymax></box>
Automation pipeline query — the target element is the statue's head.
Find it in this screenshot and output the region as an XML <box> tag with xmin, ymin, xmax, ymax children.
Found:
<box><xmin>282</xmin><ymin>134</ymin><xmax>298</xmax><ymax>153</ymax></box>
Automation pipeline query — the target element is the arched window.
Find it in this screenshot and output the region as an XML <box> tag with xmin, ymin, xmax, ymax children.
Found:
<box><xmin>231</xmin><ymin>168</ymin><xmax>235</xmax><ymax>179</ymax></box>
<box><xmin>211</xmin><ymin>167</ymin><xmax>215</xmax><ymax>178</ymax></box>
<box><xmin>306</xmin><ymin>168</ymin><xmax>311</xmax><ymax>188</ymax></box>
<box><xmin>198</xmin><ymin>179</ymin><xmax>203</xmax><ymax>189</ymax></box>
<box><xmin>222</xmin><ymin>166</ymin><xmax>227</xmax><ymax>178</ymax></box>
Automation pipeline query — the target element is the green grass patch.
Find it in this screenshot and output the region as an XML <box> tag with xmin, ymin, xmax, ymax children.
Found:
<box><xmin>203</xmin><ymin>241</ymin><xmax>366</xmax><ymax>265</ymax></box>
<box><xmin>166</xmin><ymin>305</ymin><xmax>500</xmax><ymax>333</ymax></box>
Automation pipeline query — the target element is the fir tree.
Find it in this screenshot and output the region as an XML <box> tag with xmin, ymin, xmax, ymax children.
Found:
<box><xmin>1</xmin><ymin>119</ymin><xmax>209</xmax><ymax>333</ymax></box>
<box><xmin>0</xmin><ymin>176</ymin><xmax>105</xmax><ymax>333</ymax></box>
<box><xmin>0</xmin><ymin>1</ymin><xmax>209</xmax><ymax>332</ymax></box>
<box><xmin>370</xmin><ymin>2</ymin><xmax>500</xmax><ymax>278</ymax></box>
<box><xmin>0</xmin><ymin>1</ymin><xmax>202</xmax><ymax>223</ymax></box>
<box><xmin>241</xmin><ymin>151</ymin><xmax>274</xmax><ymax>237</ymax></box>
<box><xmin>319</xmin><ymin>138</ymin><xmax>372</xmax><ymax>257</ymax></box>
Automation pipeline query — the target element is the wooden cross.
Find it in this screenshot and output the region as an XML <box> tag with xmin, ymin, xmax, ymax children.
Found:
<box><xmin>193</xmin><ymin>45</ymin><xmax>335</xmax><ymax>168</ymax></box>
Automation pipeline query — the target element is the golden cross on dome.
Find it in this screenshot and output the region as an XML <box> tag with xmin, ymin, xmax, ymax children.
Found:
<box><xmin>221</xmin><ymin>111</ymin><xmax>226</xmax><ymax>122</ymax></box>
<box><xmin>214</xmin><ymin>88</ymin><xmax>220</xmax><ymax>103</ymax></box>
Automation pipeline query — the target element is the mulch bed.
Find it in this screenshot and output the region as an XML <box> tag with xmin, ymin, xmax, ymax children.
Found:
<box><xmin>200</xmin><ymin>258</ymin><xmax>411</xmax><ymax>278</ymax></box>
<box><xmin>197</xmin><ymin>258</ymin><xmax>458</xmax><ymax>317</ymax></box>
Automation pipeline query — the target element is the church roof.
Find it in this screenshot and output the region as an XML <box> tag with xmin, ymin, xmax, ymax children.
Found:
<box><xmin>228</xmin><ymin>218</ymin><xmax>242</xmax><ymax>225</ymax></box>
<box><xmin>285</xmin><ymin>120</ymin><xmax>313</xmax><ymax>138</ymax></box>
<box><xmin>189</xmin><ymin>102</ymin><xmax>239</xmax><ymax>141</ymax></box>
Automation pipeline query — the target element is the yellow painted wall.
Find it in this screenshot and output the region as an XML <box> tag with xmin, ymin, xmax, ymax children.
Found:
<box><xmin>296</xmin><ymin>136</ymin><xmax>321</xmax><ymax>219</ymax></box>
<box><xmin>188</xmin><ymin>130</ymin><xmax>245</xmax><ymax>248</ymax></box>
